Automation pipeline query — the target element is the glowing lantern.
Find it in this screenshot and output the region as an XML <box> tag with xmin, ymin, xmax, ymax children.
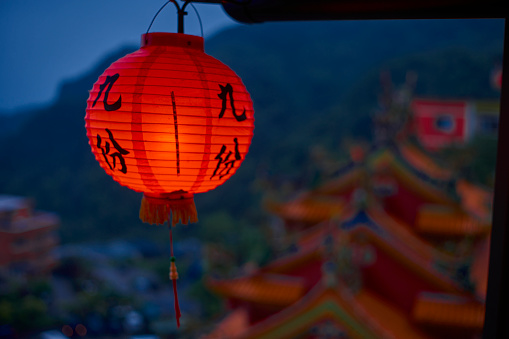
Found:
<box><xmin>84</xmin><ymin>32</ymin><xmax>254</xmax><ymax>327</ymax></box>
<box><xmin>85</xmin><ymin>32</ymin><xmax>254</xmax><ymax>225</ymax></box>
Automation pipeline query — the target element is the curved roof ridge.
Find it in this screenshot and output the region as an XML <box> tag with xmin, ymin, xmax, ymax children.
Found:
<box><xmin>349</xmin><ymin>219</ymin><xmax>466</xmax><ymax>294</ymax></box>
<box><xmin>232</xmin><ymin>282</ymin><xmax>434</xmax><ymax>339</ymax></box>
<box><xmin>238</xmin><ymin>283</ymin><xmax>382</xmax><ymax>339</ymax></box>
<box><xmin>367</xmin><ymin>206</ymin><xmax>467</xmax><ymax>264</ymax></box>
<box><xmin>206</xmin><ymin>271</ymin><xmax>306</xmax><ymax>306</ymax></box>
<box><xmin>398</xmin><ymin>142</ymin><xmax>453</xmax><ymax>178</ymax></box>
<box><xmin>372</xmin><ymin>149</ymin><xmax>455</xmax><ymax>205</ymax></box>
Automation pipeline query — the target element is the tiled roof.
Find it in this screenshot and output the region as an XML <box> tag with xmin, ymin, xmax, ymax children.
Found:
<box><xmin>372</xmin><ymin>151</ymin><xmax>453</xmax><ymax>205</ymax></box>
<box><xmin>207</xmin><ymin>273</ymin><xmax>306</xmax><ymax>306</ymax></box>
<box><xmin>207</xmin><ymin>284</ymin><xmax>434</xmax><ymax>339</ymax></box>
<box><xmin>367</xmin><ymin>207</ymin><xmax>454</xmax><ymax>263</ymax></box>
<box><xmin>351</xmin><ymin>226</ymin><xmax>464</xmax><ymax>294</ymax></box>
<box><xmin>200</xmin><ymin>308</ymin><xmax>249</xmax><ymax>339</ymax></box>
<box><xmin>226</xmin><ymin>285</ymin><xmax>383</xmax><ymax>339</ymax></box>
<box><xmin>470</xmin><ymin>235</ymin><xmax>490</xmax><ymax>300</ymax></box>
<box><xmin>398</xmin><ymin>143</ymin><xmax>452</xmax><ymax>181</ymax></box>
<box><xmin>265</xmin><ymin>195</ymin><xmax>344</xmax><ymax>223</ymax></box>
<box><xmin>415</xmin><ymin>205</ymin><xmax>490</xmax><ymax>237</ymax></box>
<box><xmin>315</xmin><ymin>166</ymin><xmax>363</xmax><ymax>195</ymax></box>
<box><xmin>412</xmin><ymin>293</ymin><xmax>485</xmax><ymax>329</ymax></box>
<box><xmin>456</xmin><ymin>179</ymin><xmax>493</xmax><ymax>221</ymax></box>
<box><xmin>355</xmin><ymin>289</ymin><xmax>433</xmax><ymax>339</ymax></box>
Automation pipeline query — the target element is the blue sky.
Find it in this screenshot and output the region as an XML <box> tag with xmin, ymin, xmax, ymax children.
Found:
<box><xmin>0</xmin><ymin>1</ymin><xmax>239</xmax><ymax>113</ymax></box>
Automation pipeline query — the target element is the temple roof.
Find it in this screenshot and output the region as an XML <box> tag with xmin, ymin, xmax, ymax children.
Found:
<box><xmin>265</xmin><ymin>194</ymin><xmax>345</xmax><ymax>224</ymax></box>
<box><xmin>207</xmin><ymin>273</ymin><xmax>306</xmax><ymax>306</ymax></box>
<box><xmin>346</xmin><ymin>221</ymin><xmax>464</xmax><ymax>294</ymax></box>
<box><xmin>209</xmin><ymin>205</ymin><xmax>467</xmax><ymax>311</ymax></box>
<box><xmin>412</xmin><ymin>292</ymin><xmax>485</xmax><ymax>329</ymax></box>
<box><xmin>314</xmin><ymin>164</ymin><xmax>363</xmax><ymax>195</ymax></box>
<box><xmin>209</xmin><ymin>141</ymin><xmax>490</xmax><ymax>338</ymax></box>
<box><xmin>261</xmin><ymin>243</ymin><xmax>322</xmax><ymax>275</ymax></box>
<box><xmin>201</xmin><ymin>308</ymin><xmax>250</xmax><ymax>339</ymax></box>
<box><xmin>415</xmin><ymin>204</ymin><xmax>490</xmax><ymax>237</ymax></box>
<box><xmin>205</xmin><ymin>283</ymin><xmax>434</xmax><ymax>339</ymax></box>
<box><xmin>297</xmin><ymin>205</ymin><xmax>469</xmax><ymax>269</ymax></box>
<box><xmin>397</xmin><ymin>142</ymin><xmax>453</xmax><ymax>181</ymax></box>
<box><xmin>370</xmin><ymin>148</ymin><xmax>454</xmax><ymax>205</ymax></box>
<box><xmin>469</xmin><ymin>235</ymin><xmax>490</xmax><ymax>300</ymax></box>
<box><xmin>365</xmin><ymin>207</ymin><xmax>461</xmax><ymax>263</ymax></box>
<box><xmin>456</xmin><ymin>179</ymin><xmax>493</xmax><ymax>221</ymax></box>
<box><xmin>269</xmin><ymin>143</ymin><xmax>492</xmax><ymax>239</ymax></box>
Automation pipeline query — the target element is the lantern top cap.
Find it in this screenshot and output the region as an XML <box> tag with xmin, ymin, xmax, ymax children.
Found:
<box><xmin>141</xmin><ymin>32</ymin><xmax>204</xmax><ymax>51</ymax></box>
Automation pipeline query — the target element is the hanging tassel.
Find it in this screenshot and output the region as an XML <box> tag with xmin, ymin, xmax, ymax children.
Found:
<box><xmin>139</xmin><ymin>190</ymin><xmax>198</xmax><ymax>226</ymax></box>
<box><xmin>169</xmin><ymin>257</ymin><xmax>181</xmax><ymax>328</ymax></box>
<box><xmin>140</xmin><ymin>192</ymin><xmax>189</xmax><ymax>328</ymax></box>
<box><xmin>169</xmin><ymin>229</ymin><xmax>181</xmax><ymax>328</ymax></box>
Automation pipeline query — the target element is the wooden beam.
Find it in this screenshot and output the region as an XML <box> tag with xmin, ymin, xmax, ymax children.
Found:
<box><xmin>222</xmin><ymin>0</ymin><xmax>505</xmax><ymax>23</ymax></box>
<box><xmin>483</xmin><ymin>18</ymin><xmax>509</xmax><ymax>339</ymax></box>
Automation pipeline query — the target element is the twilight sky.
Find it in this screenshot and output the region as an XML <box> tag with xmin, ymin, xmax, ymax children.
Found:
<box><xmin>0</xmin><ymin>0</ymin><xmax>239</xmax><ymax>113</ymax></box>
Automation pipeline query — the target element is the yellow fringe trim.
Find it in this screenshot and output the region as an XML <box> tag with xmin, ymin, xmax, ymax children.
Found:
<box><xmin>139</xmin><ymin>191</ymin><xmax>198</xmax><ymax>226</ymax></box>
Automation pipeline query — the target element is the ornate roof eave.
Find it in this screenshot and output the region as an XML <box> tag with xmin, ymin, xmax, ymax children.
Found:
<box><xmin>264</xmin><ymin>194</ymin><xmax>345</xmax><ymax>224</ymax></box>
<box><xmin>412</xmin><ymin>292</ymin><xmax>485</xmax><ymax>330</ymax></box>
<box><xmin>469</xmin><ymin>234</ymin><xmax>491</xmax><ymax>301</ymax></box>
<box><xmin>415</xmin><ymin>205</ymin><xmax>491</xmax><ymax>237</ymax></box>
<box><xmin>355</xmin><ymin>225</ymin><xmax>466</xmax><ymax>294</ymax></box>
<box><xmin>366</xmin><ymin>205</ymin><xmax>474</xmax><ymax>263</ymax></box>
<box><xmin>200</xmin><ymin>307</ymin><xmax>250</xmax><ymax>339</ymax></box>
<box><xmin>206</xmin><ymin>272</ymin><xmax>307</xmax><ymax>307</ymax></box>
<box><xmin>229</xmin><ymin>283</ymin><xmax>432</xmax><ymax>339</ymax></box>
<box><xmin>396</xmin><ymin>141</ymin><xmax>454</xmax><ymax>181</ymax></box>
<box><xmin>274</xmin><ymin>199</ymin><xmax>470</xmax><ymax>287</ymax></box>
<box><xmin>370</xmin><ymin>149</ymin><xmax>455</xmax><ymax>206</ymax></box>
<box><xmin>345</xmin><ymin>207</ymin><xmax>469</xmax><ymax>293</ymax></box>
<box><xmin>280</xmin><ymin>142</ymin><xmax>458</xmax><ymax>209</ymax></box>
<box><xmin>456</xmin><ymin>179</ymin><xmax>494</xmax><ymax>222</ymax></box>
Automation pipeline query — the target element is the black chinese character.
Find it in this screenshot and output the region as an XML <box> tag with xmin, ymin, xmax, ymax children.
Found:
<box><xmin>218</xmin><ymin>83</ymin><xmax>246</xmax><ymax>122</ymax></box>
<box><xmin>97</xmin><ymin>128</ymin><xmax>130</xmax><ymax>174</ymax></box>
<box><xmin>92</xmin><ymin>73</ymin><xmax>122</xmax><ymax>111</ymax></box>
<box><xmin>210</xmin><ymin>138</ymin><xmax>241</xmax><ymax>180</ymax></box>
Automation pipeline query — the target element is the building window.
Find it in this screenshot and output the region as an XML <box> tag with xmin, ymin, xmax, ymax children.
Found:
<box><xmin>435</xmin><ymin>114</ymin><xmax>455</xmax><ymax>133</ymax></box>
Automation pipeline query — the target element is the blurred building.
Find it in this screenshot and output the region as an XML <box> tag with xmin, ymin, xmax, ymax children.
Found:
<box><xmin>411</xmin><ymin>98</ymin><xmax>499</xmax><ymax>151</ymax></box>
<box><xmin>0</xmin><ymin>195</ymin><xmax>60</xmax><ymax>277</ymax></box>
<box><xmin>204</xmin><ymin>142</ymin><xmax>491</xmax><ymax>339</ymax></box>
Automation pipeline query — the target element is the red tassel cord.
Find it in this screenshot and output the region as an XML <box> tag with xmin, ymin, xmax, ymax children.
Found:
<box><xmin>169</xmin><ymin>228</ymin><xmax>181</xmax><ymax>328</ymax></box>
<box><xmin>171</xmin><ymin>276</ymin><xmax>181</xmax><ymax>327</ymax></box>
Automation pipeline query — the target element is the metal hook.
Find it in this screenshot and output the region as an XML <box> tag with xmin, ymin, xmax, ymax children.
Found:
<box><xmin>176</xmin><ymin>0</ymin><xmax>192</xmax><ymax>34</ymax></box>
<box><xmin>146</xmin><ymin>0</ymin><xmax>192</xmax><ymax>35</ymax></box>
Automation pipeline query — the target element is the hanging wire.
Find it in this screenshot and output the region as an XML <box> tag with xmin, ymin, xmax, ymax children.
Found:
<box><xmin>190</xmin><ymin>2</ymin><xmax>204</xmax><ymax>38</ymax></box>
<box><xmin>146</xmin><ymin>0</ymin><xmax>203</xmax><ymax>37</ymax></box>
<box><xmin>146</xmin><ymin>0</ymin><xmax>173</xmax><ymax>35</ymax></box>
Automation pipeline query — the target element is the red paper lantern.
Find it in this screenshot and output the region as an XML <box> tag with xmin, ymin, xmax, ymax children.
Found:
<box><xmin>85</xmin><ymin>32</ymin><xmax>254</xmax><ymax>226</ymax></box>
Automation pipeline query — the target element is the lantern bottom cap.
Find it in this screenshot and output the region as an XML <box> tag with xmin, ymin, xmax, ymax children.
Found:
<box><xmin>140</xmin><ymin>191</ymin><xmax>198</xmax><ymax>226</ymax></box>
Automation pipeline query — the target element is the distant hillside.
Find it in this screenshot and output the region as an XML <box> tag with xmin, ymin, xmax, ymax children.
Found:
<box><xmin>205</xmin><ymin>19</ymin><xmax>503</xmax><ymax>177</ymax></box>
<box><xmin>0</xmin><ymin>19</ymin><xmax>503</xmax><ymax>243</ymax></box>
